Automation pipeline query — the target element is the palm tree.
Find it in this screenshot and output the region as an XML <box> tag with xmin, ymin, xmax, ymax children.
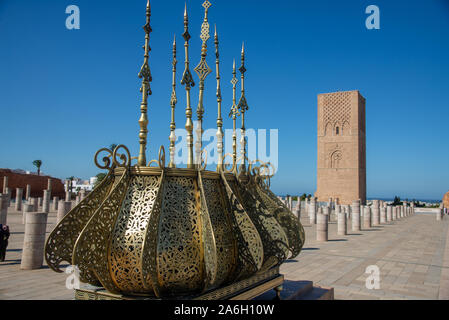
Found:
<box><xmin>32</xmin><ymin>160</ymin><xmax>42</xmax><ymax>176</ymax></box>
<box><xmin>66</xmin><ymin>176</ymin><xmax>75</xmax><ymax>193</ymax></box>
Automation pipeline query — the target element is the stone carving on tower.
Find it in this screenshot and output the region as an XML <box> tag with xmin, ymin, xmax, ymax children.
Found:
<box><xmin>315</xmin><ymin>90</ymin><xmax>366</xmax><ymax>205</ymax></box>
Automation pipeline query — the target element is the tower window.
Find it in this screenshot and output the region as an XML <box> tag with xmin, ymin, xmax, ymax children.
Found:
<box><xmin>336</xmin><ymin>127</ymin><xmax>339</xmax><ymax>135</ymax></box>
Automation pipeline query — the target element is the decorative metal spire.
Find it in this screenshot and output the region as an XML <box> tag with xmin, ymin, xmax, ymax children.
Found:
<box><xmin>237</xmin><ymin>42</ymin><xmax>249</xmax><ymax>172</ymax></box>
<box><xmin>169</xmin><ymin>35</ymin><xmax>178</xmax><ymax>168</ymax></box>
<box><xmin>214</xmin><ymin>25</ymin><xmax>224</xmax><ymax>172</ymax></box>
<box><xmin>194</xmin><ymin>0</ymin><xmax>213</xmax><ymax>168</ymax></box>
<box><xmin>180</xmin><ymin>2</ymin><xmax>195</xmax><ymax>169</ymax></box>
<box><xmin>229</xmin><ymin>59</ymin><xmax>240</xmax><ymax>171</ymax></box>
<box><xmin>137</xmin><ymin>0</ymin><xmax>153</xmax><ymax>166</ymax></box>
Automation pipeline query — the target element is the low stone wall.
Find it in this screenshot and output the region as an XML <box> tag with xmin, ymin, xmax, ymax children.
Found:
<box><xmin>0</xmin><ymin>169</ymin><xmax>65</xmax><ymax>199</ymax></box>
<box><xmin>415</xmin><ymin>208</ymin><xmax>440</xmax><ymax>213</ymax></box>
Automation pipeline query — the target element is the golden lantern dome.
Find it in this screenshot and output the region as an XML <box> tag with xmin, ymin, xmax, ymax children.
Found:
<box><xmin>45</xmin><ymin>0</ymin><xmax>305</xmax><ymax>299</ymax></box>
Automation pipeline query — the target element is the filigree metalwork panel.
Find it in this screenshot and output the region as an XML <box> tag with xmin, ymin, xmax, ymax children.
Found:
<box><xmin>197</xmin><ymin>172</ymin><xmax>218</xmax><ymax>291</ymax></box>
<box><xmin>253</xmin><ymin>181</ymin><xmax>304</xmax><ymax>259</ymax></box>
<box><xmin>141</xmin><ymin>171</ymin><xmax>165</xmax><ymax>298</ymax></box>
<box><xmin>45</xmin><ymin>170</ymin><xmax>115</xmax><ymax>274</ymax></box>
<box><xmin>219</xmin><ymin>172</ymin><xmax>263</xmax><ymax>281</ymax></box>
<box><xmin>109</xmin><ymin>175</ymin><xmax>161</xmax><ymax>294</ymax></box>
<box><xmin>72</xmin><ymin>169</ymin><xmax>130</xmax><ymax>292</ymax></box>
<box><xmin>233</xmin><ymin>178</ymin><xmax>289</xmax><ymax>272</ymax></box>
<box><xmin>201</xmin><ymin>177</ymin><xmax>237</xmax><ymax>290</ymax></box>
<box><xmin>156</xmin><ymin>176</ymin><xmax>203</xmax><ymax>295</ymax></box>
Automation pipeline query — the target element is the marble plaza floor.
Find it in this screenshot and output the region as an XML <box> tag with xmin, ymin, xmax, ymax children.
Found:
<box><xmin>0</xmin><ymin>204</ymin><xmax>448</xmax><ymax>300</ymax></box>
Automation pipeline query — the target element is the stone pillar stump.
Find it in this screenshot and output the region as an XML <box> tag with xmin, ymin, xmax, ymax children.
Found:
<box><xmin>21</xmin><ymin>212</ymin><xmax>48</xmax><ymax>270</ymax></box>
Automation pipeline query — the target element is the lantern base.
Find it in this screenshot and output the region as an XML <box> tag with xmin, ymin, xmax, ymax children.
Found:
<box><xmin>74</xmin><ymin>267</ymin><xmax>283</xmax><ymax>300</ymax></box>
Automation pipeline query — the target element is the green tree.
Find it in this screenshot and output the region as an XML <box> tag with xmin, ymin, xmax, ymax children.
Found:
<box><xmin>392</xmin><ymin>196</ymin><xmax>402</xmax><ymax>206</ymax></box>
<box><xmin>32</xmin><ymin>160</ymin><xmax>42</xmax><ymax>176</ymax></box>
<box><xmin>94</xmin><ymin>172</ymin><xmax>107</xmax><ymax>187</ymax></box>
<box><xmin>300</xmin><ymin>193</ymin><xmax>307</xmax><ymax>201</ymax></box>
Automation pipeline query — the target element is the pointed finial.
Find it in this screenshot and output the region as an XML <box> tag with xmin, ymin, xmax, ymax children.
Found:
<box><xmin>214</xmin><ymin>24</ymin><xmax>217</xmax><ymax>37</ymax></box>
<box><xmin>137</xmin><ymin>0</ymin><xmax>153</xmax><ymax>166</ymax></box>
<box><xmin>184</xmin><ymin>2</ymin><xmax>187</xmax><ymax>17</ymax></box>
<box><xmin>242</xmin><ymin>42</ymin><xmax>245</xmax><ymax>54</ymax></box>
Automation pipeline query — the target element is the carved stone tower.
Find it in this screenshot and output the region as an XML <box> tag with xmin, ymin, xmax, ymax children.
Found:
<box><xmin>315</xmin><ymin>90</ymin><xmax>366</xmax><ymax>205</ymax></box>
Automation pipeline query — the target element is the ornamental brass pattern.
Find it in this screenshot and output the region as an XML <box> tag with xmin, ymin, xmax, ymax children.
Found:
<box><xmin>220</xmin><ymin>171</ymin><xmax>263</xmax><ymax>281</ymax></box>
<box><xmin>109</xmin><ymin>175</ymin><xmax>161</xmax><ymax>294</ymax></box>
<box><xmin>45</xmin><ymin>170</ymin><xmax>115</xmax><ymax>273</ymax></box>
<box><xmin>73</xmin><ymin>169</ymin><xmax>130</xmax><ymax>293</ymax></box>
<box><xmin>233</xmin><ymin>177</ymin><xmax>289</xmax><ymax>272</ymax></box>
<box><xmin>201</xmin><ymin>177</ymin><xmax>237</xmax><ymax>290</ymax></box>
<box><xmin>253</xmin><ymin>181</ymin><xmax>304</xmax><ymax>259</ymax></box>
<box><xmin>156</xmin><ymin>176</ymin><xmax>203</xmax><ymax>295</ymax></box>
<box><xmin>46</xmin><ymin>1</ymin><xmax>305</xmax><ymax>300</ymax></box>
<box><xmin>141</xmin><ymin>170</ymin><xmax>165</xmax><ymax>298</ymax></box>
<box><xmin>197</xmin><ymin>172</ymin><xmax>218</xmax><ymax>291</ymax></box>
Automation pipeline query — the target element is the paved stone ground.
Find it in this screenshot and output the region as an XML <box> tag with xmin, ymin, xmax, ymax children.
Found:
<box><xmin>281</xmin><ymin>210</ymin><xmax>449</xmax><ymax>300</ymax></box>
<box><xmin>0</xmin><ymin>203</ymin><xmax>448</xmax><ymax>300</ymax></box>
<box><xmin>0</xmin><ymin>203</ymin><xmax>73</xmax><ymax>300</ymax></box>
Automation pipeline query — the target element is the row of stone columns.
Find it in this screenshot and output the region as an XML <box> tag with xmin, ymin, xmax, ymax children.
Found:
<box><xmin>314</xmin><ymin>199</ymin><xmax>416</xmax><ymax>242</ymax></box>
<box><xmin>0</xmin><ymin>179</ymin><xmax>76</xmax><ymax>269</ymax></box>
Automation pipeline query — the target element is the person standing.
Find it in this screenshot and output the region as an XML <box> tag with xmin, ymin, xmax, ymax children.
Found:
<box><xmin>0</xmin><ymin>224</ymin><xmax>10</xmax><ymax>262</ymax></box>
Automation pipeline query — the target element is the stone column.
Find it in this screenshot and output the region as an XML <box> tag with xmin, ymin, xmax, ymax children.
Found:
<box><xmin>15</xmin><ymin>188</ymin><xmax>23</xmax><ymax>211</ymax></box>
<box><xmin>351</xmin><ymin>200</ymin><xmax>361</xmax><ymax>231</ymax></box>
<box><xmin>0</xmin><ymin>194</ymin><xmax>8</xmax><ymax>225</ymax></box>
<box><xmin>26</xmin><ymin>184</ymin><xmax>31</xmax><ymax>201</ymax></box>
<box><xmin>21</xmin><ymin>212</ymin><xmax>48</xmax><ymax>270</ymax></box>
<box><xmin>380</xmin><ymin>206</ymin><xmax>387</xmax><ymax>224</ymax></box>
<box><xmin>309</xmin><ymin>198</ymin><xmax>317</xmax><ymax>224</ymax></box>
<box><xmin>334</xmin><ymin>205</ymin><xmax>341</xmax><ymax>223</ymax></box>
<box><xmin>337</xmin><ymin>209</ymin><xmax>347</xmax><ymax>236</ymax></box>
<box><xmin>80</xmin><ymin>189</ymin><xmax>87</xmax><ymax>201</ymax></box>
<box><xmin>372</xmin><ymin>200</ymin><xmax>380</xmax><ymax>226</ymax></box>
<box><xmin>288</xmin><ymin>196</ymin><xmax>292</xmax><ymax>211</ymax></box>
<box><xmin>386</xmin><ymin>205</ymin><xmax>392</xmax><ymax>222</ymax></box>
<box><xmin>42</xmin><ymin>190</ymin><xmax>51</xmax><ymax>213</ymax></box>
<box><xmin>38</xmin><ymin>197</ymin><xmax>43</xmax><ymax>207</ymax></box>
<box><xmin>363</xmin><ymin>206</ymin><xmax>372</xmax><ymax>229</ymax></box>
<box><xmin>328</xmin><ymin>198</ymin><xmax>333</xmax><ymax>209</ymax></box>
<box><xmin>437</xmin><ymin>208</ymin><xmax>443</xmax><ymax>221</ymax></box>
<box><xmin>294</xmin><ymin>199</ymin><xmax>301</xmax><ymax>220</ymax></box>
<box><xmin>316</xmin><ymin>208</ymin><xmax>328</xmax><ymax>242</ymax></box>
<box><xmin>52</xmin><ymin>197</ymin><xmax>59</xmax><ymax>211</ymax></box>
<box><xmin>22</xmin><ymin>203</ymin><xmax>33</xmax><ymax>224</ymax></box>
<box><xmin>57</xmin><ymin>201</ymin><xmax>72</xmax><ymax>223</ymax></box>
<box><xmin>47</xmin><ymin>179</ymin><xmax>52</xmax><ymax>193</ymax></box>
<box><xmin>3</xmin><ymin>176</ymin><xmax>8</xmax><ymax>193</ymax></box>
<box><xmin>65</xmin><ymin>191</ymin><xmax>72</xmax><ymax>202</ymax></box>
<box><xmin>31</xmin><ymin>197</ymin><xmax>38</xmax><ymax>212</ymax></box>
<box><xmin>345</xmin><ymin>205</ymin><xmax>351</xmax><ymax>219</ymax></box>
<box><xmin>411</xmin><ymin>203</ymin><xmax>415</xmax><ymax>215</ymax></box>
<box><xmin>5</xmin><ymin>188</ymin><xmax>11</xmax><ymax>206</ymax></box>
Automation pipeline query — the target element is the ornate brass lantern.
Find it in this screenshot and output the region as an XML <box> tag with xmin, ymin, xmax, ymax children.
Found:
<box><xmin>45</xmin><ymin>0</ymin><xmax>304</xmax><ymax>299</ymax></box>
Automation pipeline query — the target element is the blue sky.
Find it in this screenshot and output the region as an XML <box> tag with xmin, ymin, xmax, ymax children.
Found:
<box><xmin>0</xmin><ymin>0</ymin><xmax>448</xmax><ymax>200</ymax></box>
